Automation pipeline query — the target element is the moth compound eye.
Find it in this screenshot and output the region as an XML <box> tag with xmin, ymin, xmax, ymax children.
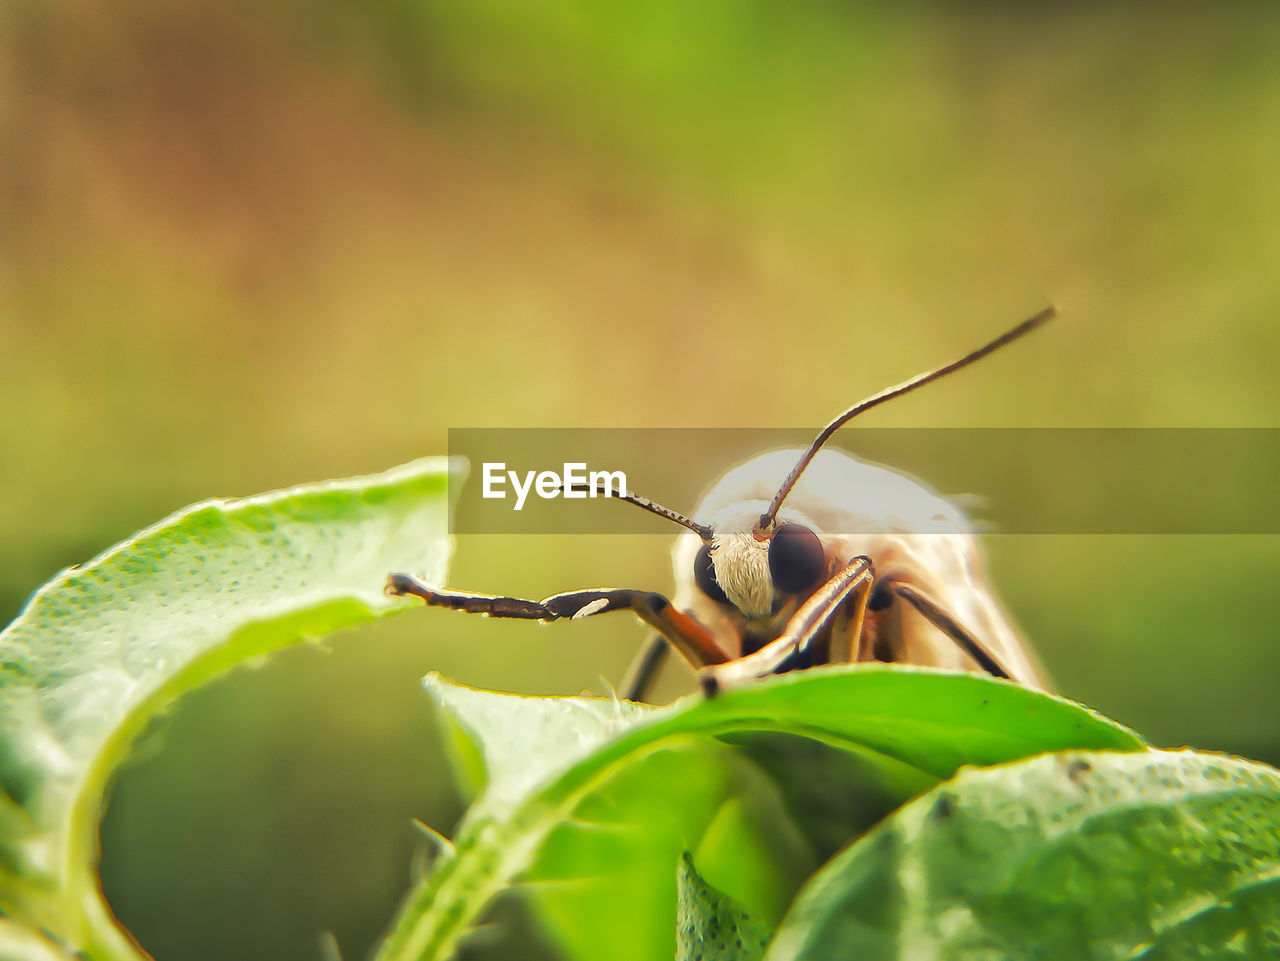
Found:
<box><xmin>694</xmin><ymin>544</ymin><xmax>731</xmax><ymax>606</ymax></box>
<box><xmin>768</xmin><ymin>524</ymin><xmax>826</xmax><ymax>594</ymax></box>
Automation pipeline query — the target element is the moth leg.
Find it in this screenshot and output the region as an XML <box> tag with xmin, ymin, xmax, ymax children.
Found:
<box><xmin>620</xmin><ymin>634</ymin><xmax>671</xmax><ymax>703</ymax></box>
<box><xmin>386</xmin><ymin>573</ymin><xmax>732</xmax><ymax>671</ymax></box>
<box><xmin>699</xmin><ymin>556</ymin><xmax>874</xmax><ymax>697</ymax></box>
<box><xmin>871</xmin><ymin>577</ymin><xmax>1011</xmax><ymax>680</ymax></box>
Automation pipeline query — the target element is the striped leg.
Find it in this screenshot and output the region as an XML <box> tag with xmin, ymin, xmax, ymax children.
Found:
<box><xmin>386</xmin><ymin>574</ymin><xmax>732</xmax><ymax>673</ymax></box>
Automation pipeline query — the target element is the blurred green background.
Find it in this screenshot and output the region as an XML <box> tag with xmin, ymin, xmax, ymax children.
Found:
<box><xmin>3</xmin><ymin>2</ymin><xmax>1279</xmax><ymax>959</ymax></box>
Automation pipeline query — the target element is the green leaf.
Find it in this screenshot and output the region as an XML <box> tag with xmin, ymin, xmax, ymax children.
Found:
<box><xmin>421</xmin><ymin>674</ymin><xmax>762</xmax><ymax>961</ymax></box>
<box><xmin>677</xmin><ymin>852</ymin><xmax>771</xmax><ymax>961</ymax></box>
<box><xmin>522</xmin><ymin>731</ymin><xmax>781</xmax><ymax>961</ymax></box>
<box><xmin>0</xmin><ymin>920</ymin><xmax>82</xmax><ymax>961</ymax></box>
<box><xmin>766</xmin><ymin>749</ymin><xmax>1280</xmax><ymax>961</ymax></box>
<box><xmin>378</xmin><ymin>666</ymin><xmax>1143</xmax><ymax>961</ymax></box>
<box><xmin>424</xmin><ymin>671</ymin><xmax>655</xmax><ymax>820</ymax></box>
<box><xmin>0</xmin><ymin>458</ymin><xmax>458</xmax><ymax>961</ymax></box>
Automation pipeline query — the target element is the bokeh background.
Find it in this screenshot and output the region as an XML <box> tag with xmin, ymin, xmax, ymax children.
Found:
<box><xmin>3</xmin><ymin>3</ymin><xmax>1279</xmax><ymax>959</ymax></box>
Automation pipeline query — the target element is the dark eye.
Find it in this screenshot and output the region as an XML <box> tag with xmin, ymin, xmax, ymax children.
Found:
<box><xmin>769</xmin><ymin>524</ymin><xmax>826</xmax><ymax>594</ymax></box>
<box><xmin>694</xmin><ymin>544</ymin><xmax>731</xmax><ymax>605</ymax></box>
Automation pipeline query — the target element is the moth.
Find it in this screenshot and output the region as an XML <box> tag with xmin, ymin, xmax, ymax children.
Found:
<box><xmin>388</xmin><ymin>308</ymin><xmax>1053</xmax><ymax>701</ymax></box>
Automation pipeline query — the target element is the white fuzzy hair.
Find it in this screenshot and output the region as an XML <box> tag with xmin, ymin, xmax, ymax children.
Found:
<box><xmin>709</xmin><ymin>531</ymin><xmax>774</xmax><ymax>618</ymax></box>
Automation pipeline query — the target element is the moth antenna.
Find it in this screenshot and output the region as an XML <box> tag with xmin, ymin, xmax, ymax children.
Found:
<box><xmin>758</xmin><ymin>306</ymin><xmax>1056</xmax><ymax>532</ymax></box>
<box><xmin>563</xmin><ymin>481</ymin><xmax>713</xmax><ymax>541</ymax></box>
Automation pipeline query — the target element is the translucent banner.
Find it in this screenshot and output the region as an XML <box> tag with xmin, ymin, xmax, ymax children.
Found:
<box><xmin>448</xmin><ymin>428</ymin><xmax>1280</xmax><ymax>535</ymax></box>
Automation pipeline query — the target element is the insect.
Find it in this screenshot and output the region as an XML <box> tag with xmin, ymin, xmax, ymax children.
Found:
<box><xmin>387</xmin><ymin>308</ymin><xmax>1053</xmax><ymax>701</ymax></box>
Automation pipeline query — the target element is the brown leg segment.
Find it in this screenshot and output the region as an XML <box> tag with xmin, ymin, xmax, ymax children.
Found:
<box><xmin>620</xmin><ymin>634</ymin><xmax>671</xmax><ymax>703</ymax></box>
<box><xmin>880</xmin><ymin>579</ymin><xmax>1012</xmax><ymax>680</ymax></box>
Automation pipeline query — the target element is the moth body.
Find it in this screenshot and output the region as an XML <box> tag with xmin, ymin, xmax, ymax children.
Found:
<box><xmin>386</xmin><ymin>308</ymin><xmax>1057</xmax><ymax>699</ymax></box>
<box><xmin>672</xmin><ymin>448</ymin><xmax>1047</xmax><ymax>689</ymax></box>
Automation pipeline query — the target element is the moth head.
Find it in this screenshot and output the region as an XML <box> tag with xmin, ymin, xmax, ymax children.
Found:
<box><xmin>693</xmin><ymin>510</ymin><xmax>829</xmax><ymax>618</ymax></box>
